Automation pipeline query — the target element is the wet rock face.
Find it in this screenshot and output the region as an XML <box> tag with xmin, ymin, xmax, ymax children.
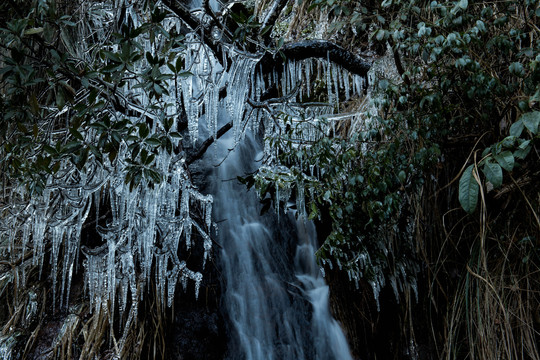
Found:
<box><xmin>166</xmin><ymin>243</ymin><xmax>228</xmax><ymax>360</ymax></box>
<box><xmin>167</xmin><ymin>307</ymin><xmax>226</xmax><ymax>360</ymax></box>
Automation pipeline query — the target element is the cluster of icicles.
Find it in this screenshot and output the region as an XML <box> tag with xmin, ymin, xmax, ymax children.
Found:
<box><xmin>0</xmin><ymin>0</ymin><xmax>371</xmax><ymax>348</ymax></box>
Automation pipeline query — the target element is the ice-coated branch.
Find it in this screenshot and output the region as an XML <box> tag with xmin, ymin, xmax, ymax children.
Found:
<box><xmin>186</xmin><ymin>121</ymin><xmax>233</xmax><ymax>165</ymax></box>
<box><xmin>259</xmin><ymin>0</ymin><xmax>290</xmax><ymax>42</ymax></box>
<box><xmin>161</xmin><ymin>0</ymin><xmax>224</xmax><ymax>65</ymax></box>
<box><xmin>258</xmin><ymin>40</ymin><xmax>371</xmax><ymax>78</ymax></box>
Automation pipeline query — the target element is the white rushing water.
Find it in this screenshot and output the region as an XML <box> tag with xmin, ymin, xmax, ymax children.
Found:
<box><xmin>213</xmin><ymin>126</ymin><xmax>352</xmax><ymax>360</ymax></box>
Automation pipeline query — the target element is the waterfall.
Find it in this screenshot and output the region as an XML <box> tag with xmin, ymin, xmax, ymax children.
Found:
<box><xmin>213</xmin><ymin>128</ymin><xmax>352</xmax><ymax>360</ymax></box>
<box><xmin>0</xmin><ymin>1</ymin><xmax>362</xmax><ymax>357</ymax></box>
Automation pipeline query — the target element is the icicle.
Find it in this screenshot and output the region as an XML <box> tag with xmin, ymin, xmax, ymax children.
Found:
<box><xmin>205</xmin><ymin>83</ymin><xmax>219</xmax><ymax>144</ymax></box>
<box><xmin>194</xmin><ymin>272</ymin><xmax>202</xmax><ymax>300</ymax></box>
<box><xmin>325</xmin><ymin>55</ymin><xmax>333</xmax><ymax>106</ymax></box>
<box><xmin>296</xmin><ymin>180</ymin><xmax>305</xmax><ymax>218</ymax></box>
<box><xmin>107</xmin><ymin>238</ymin><xmax>116</xmax><ymax>320</ymax></box>
<box><xmin>50</xmin><ymin>226</ymin><xmax>63</xmax><ymax>307</ymax></box>
<box><xmin>205</xmin><ymin>197</ymin><xmax>213</xmax><ymax>230</ymax></box>
<box><xmin>332</xmin><ymin>62</ymin><xmax>340</xmax><ymax>110</ymax></box>
<box><xmin>167</xmin><ymin>267</ymin><xmax>178</xmax><ymax>307</ymax></box>
<box><xmin>32</xmin><ymin>210</ymin><xmax>47</xmax><ymax>278</ymax></box>
<box><xmin>344</xmin><ymin>70</ymin><xmax>350</xmax><ymax>100</ymax></box>
<box><xmin>305</xmin><ymin>59</ymin><xmax>312</xmax><ymax>99</ymax></box>
<box><xmin>184</xmin><ymin>217</ymin><xmax>192</xmax><ymax>250</ymax></box>
<box><xmin>226</xmin><ymin>52</ymin><xmax>258</xmax><ymax>143</ymax></box>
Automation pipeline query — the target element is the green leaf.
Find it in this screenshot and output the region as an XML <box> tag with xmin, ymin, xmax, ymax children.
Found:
<box><xmin>514</xmin><ymin>140</ymin><xmax>531</xmax><ymax>159</ymax></box>
<box><xmin>24</xmin><ymin>27</ymin><xmax>43</xmax><ymax>35</ymax></box>
<box><xmin>398</xmin><ymin>170</ymin><xmax>406</xmax><ymax>182</ymax></box>
<box><xmin>138</xmin><ymin>123</ymin><xmax>149</xmax><ymax>138</ymax></box>
<box><xmin>260</xmin><ymin>25</ymin><xmax>272</xmax><ymax>36</ymax></box>
<box><xmin>458</xmin><ymin>0</ymin><xmax>468</xmax><ymax>9</ymax></box>
<box><xmin>494</xmin><ymin>150</ymin><xmax>514</xmax><ymax>171</ymax></box>
<box><xmin>145</xmin><ymin>137</ymin><xmax>161</xmax><ymax>146</ymax></box>
<box><xmin>482</xmin><ymin>161</ymin><xmax>502</xmax><ymax>188</ymax></box>
<box><xmin>520</xmin><ymin>111</ymin><xmax>539</xmax><ymax>135</ymax></box>
<box><xmin>509</xmin><ymin>119</ymin><xmax>524</xmax><ymax>137</ymax></box>
<box><xmin>102</xmin><ymin>50</ymin><xmax>121</xmax><ymax>63</ymax></box>
<box><xmin>459</xmin><ymin>164</ymin><xmax>479</xmax><ymax>214</ymax></box>
<box><xmin>177</xmin><ymin>71</ymin><xmax>192</xmax><ymax>78</ymax></box>
<box><xmin>509</xmin><ymin>62</ymin><xmax>525</xmax><ymax>77</ymax></box>
<box><xmin>69</xmin><ymin>127</ymin><xmax>84</xmax><ymax>141</ymax></box>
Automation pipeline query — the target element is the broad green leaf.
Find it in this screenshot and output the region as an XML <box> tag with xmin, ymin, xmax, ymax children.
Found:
<box><xmin>69</xmin><ymin>127</ymin><xmax>84</xmax><ymax>141</ymax></box>
<box><xmin>520</xmin><ymin>111</ymin><xmax>539</xmax><ymax>135</ymax></box>
<box><xmin>459</xmin><ymin>164</ymin><xmax>479</xmax><ymax>214</ymax></box>
<box><xmin>514</xmin><ymin>140</ymin><xmax>531</xmax><ymax>159</ymax></box>
<box><xmin>458</xmin><ymin>0</ymin><xmax>468</xmax><ymax>9</ymax></box>
<box><xmin>178</xmin><ymin>71</ymin><xmax>192</xmax><ymax>78</ymax></box>
<box><xmin>102</xmin><ymin>50</ymin><xmax>121</xmax><ymax>62</ymax></box>
<box><xmin>494</xmin><ymin>151</ymin><xmax>514</xmax><ymax>171</ymax></box>
<box><xmin>145</xmin><ymin>137</ymin><xmax>161</xmax><ymax>146</ymax></box>
<box><xmin>509</xmin><ymin>119</ymin><xmax>524</xmax><ymax>137</ymax></box>
<box><xmin>482</xmin><ymin>161</ymin><xmax>502</xmax><ymax>188</ymax></box>
<box><xmin>24</xmin><ymin>27</ymin><xmax>43</xmax><ymax>35</ymax></box>
<box><xmin>509</xmin><ymin>62</ymin><xmax>525</xmax><ymax>76</ymax></box>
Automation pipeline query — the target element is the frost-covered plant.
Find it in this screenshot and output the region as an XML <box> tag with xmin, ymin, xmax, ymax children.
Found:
<box><xmin>0</xmin><ymin>0</ymin><xmax>218</xmax><ymax>355</ymax></box>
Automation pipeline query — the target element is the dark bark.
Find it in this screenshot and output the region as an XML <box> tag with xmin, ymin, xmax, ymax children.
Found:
<box><xmin>162</xmin><ymin>2</ymin><xmax>371</xmax><ymax>78</ymax></box>
<box><xmin>258</xmin><ymin>40</ymin><xmax>372</xmax><ymax>78</ymax></box>
<box><xmin>186</xmin><ymin>121</ymin><xmax>233</xmax><ymax>165</ymax></box>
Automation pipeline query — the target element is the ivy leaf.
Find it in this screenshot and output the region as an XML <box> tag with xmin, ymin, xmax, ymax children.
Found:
<box><xmin>482</xmin><ymin>161</ymin><xmax>502</xmax><ymax>188</ymax></box>
<box><xmin>493</xmin><ymin>150</ymin><xmax>514</xmax><ymax>171</ymax></box>
<box><xmin>458</xmin><ymin>0</ymin><xmax>468</xmax><ymax>9</ymax></box>
<box><xmin>509</xmin><ymin>62</ymin><xmax>525</xmax><ymax>77</ymax></box>
<box><xmin>520</xmin><ymin>111</ymin><xmax>539</xmax><ymax>135</ymax></box>
<box><xmin>509</xmin><ymin>119</ymin><xmax>524</xmax><ymax>137</ymax></box>
<box><xmin>459</xmin><ymin>164</ymin><xmax>479</xmax><ymax>214</ymax></box>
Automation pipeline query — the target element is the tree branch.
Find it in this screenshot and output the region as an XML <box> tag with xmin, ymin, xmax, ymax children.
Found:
<box><xmin>259</xmin><ymin>0</ymin><xmax>290</xmax><ymax>42</ymax></box>
<box><xmin>161</xmin><ymin>0</ymin><xmax>224</xmax><ymax>65</ymax></box>
<box><xmin>258</xmin><ymin>40</ymin><xmax>371</xmax><ymax>78</ymax></box>
<box><xmin>186</xmin><ymin>121</ymin><xmax>233</xmax><ymax>165</ymax></box>
<box><xmin>388</xmin><ymin>37</ymin><xmax>410</xmax><ymax>86</ymax></box>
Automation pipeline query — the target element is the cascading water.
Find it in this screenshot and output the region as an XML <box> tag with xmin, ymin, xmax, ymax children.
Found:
<box><xmin>0</xmin><ymin>0</ymin><xmax>371</xmax><ymax>357</ymax></box>
<box><xmin>213</xmin><ymin>129</ymin><xmax>352</xmax><ymax>360</ymax></box>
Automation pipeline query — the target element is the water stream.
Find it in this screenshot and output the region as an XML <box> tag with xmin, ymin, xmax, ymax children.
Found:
<box><xmin>213</xmin><ymin>131</ymin><xmax>352</xmax><ymax>360</ymax></box>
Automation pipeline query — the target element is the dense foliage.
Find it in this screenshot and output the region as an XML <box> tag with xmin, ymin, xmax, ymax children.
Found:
<box><xmin>0</xmin><ymin>0</ymin><xmax>189</xmax><ymax>195</ymax></box>
<box><xmin>253</xmin><ymin>0</ymin><xmax>540</xmax><ymax>357</ymax></box>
